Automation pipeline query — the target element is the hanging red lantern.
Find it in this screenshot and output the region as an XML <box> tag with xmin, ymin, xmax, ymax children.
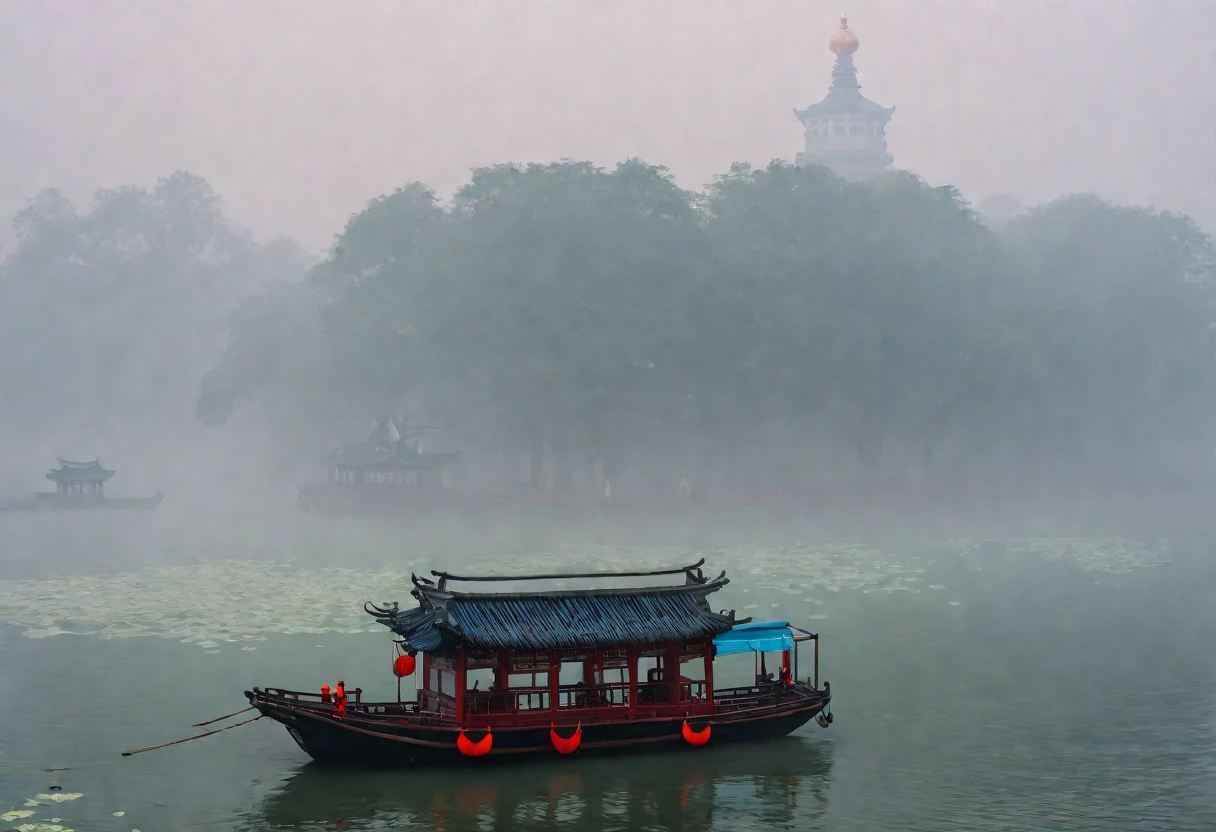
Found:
<box><xmin>549</xmin><ymin>722</ymin><xmax>582</xmax><ymax>754</ymax></box>
<box><xmin>456</xmin><ymin>729</ymin><xmax>493</xmax><ymax>757</ymax></box>
<box><xmin>681</xmin><ymin>719</ymin><xmax>711</xmax><ymax>747</ymax></box>
<box><xmin>393</xmin><ymin>654</ymin><xmax>417</xmax><ymax>677</ymax></box>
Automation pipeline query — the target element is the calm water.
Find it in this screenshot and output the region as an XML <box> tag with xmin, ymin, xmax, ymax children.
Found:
<box><xmin>2</xmin><ymin>528</ymin><xmax>1216</xmax><ymax>830</ymax></box>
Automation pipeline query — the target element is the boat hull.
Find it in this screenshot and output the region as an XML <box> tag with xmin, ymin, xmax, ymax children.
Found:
<box><xmin>3</xmin><ymin>492</ymin><xmax>164</xmax><ymax>511</ymax></box>
<box><xmin>247</xmin><ymin>687</ymin><xmax>830</xmax><ymax>768</ymax></box>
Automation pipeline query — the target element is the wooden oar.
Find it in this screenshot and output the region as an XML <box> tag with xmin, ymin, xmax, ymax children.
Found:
<box><xmin>192</xmin><ymin>706</ymin><xmax>254</xmax><ymax>727</ymax></box>
<box><xmin>121</xmin><ymin>716</ymin><xmax>262</xmax><ymax>757</ymax></box>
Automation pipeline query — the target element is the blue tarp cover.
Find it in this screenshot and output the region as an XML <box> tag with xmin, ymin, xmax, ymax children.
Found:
<box><xmin>712</xmin><ymin>621</ymin><xmax>794</xmax><ymax>656</ymax></box>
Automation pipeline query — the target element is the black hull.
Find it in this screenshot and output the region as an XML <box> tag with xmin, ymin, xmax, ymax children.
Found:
<box><xmin>248</xmin><ymin>689</ymin><xmax>830</xmax><ymax>768</ymax></box>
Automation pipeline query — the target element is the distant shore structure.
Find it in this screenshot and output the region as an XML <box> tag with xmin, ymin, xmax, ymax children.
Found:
<box><xmin>46</xmin><ymin>458</ymin><xmax>115</xmax><ymax>498</ymax></box>
<box><xmin>325</xmin><ymin>416</ymin><xmax>458</xmax><ymax>494</ymax></box>
<box><xmin>793</xmin><ymin>12</ymin><xmax>895</xmax><ymax>179</ymax></box>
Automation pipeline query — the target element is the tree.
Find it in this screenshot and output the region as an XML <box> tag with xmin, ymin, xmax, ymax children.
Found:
<box><xmin>0</xmin><ymin>172</ymin><xmax>308</xmax><ymax>465</ymax></box>
<box><xmin>190</xmin><ymin>161</ymin><xmax>1216</xmax><ymax>494</ymax></box>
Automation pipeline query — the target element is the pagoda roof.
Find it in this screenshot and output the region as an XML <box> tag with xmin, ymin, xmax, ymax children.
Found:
<box><xmin>796</xmin><ymin>88</ymin><xmax>892</xmax><ymax>119</ymax></box>
<box><xmin>46</xmin><ymin>458</ymin><xmax>115</xmax><ymax>483</ymax></box>
<box><xmin>795</xmin><ymin>54</ymin><xmax>894</xmax><ymax>121</ymax></box>
<box><xmin>325</xmin><ymin>416</ymin><xmax>459</xmax><ymax>469</ymax></box>
<box><xmin>366</xmin><ymin>560</ymin><xmax>740</xmax><ymax>655</ymax></box>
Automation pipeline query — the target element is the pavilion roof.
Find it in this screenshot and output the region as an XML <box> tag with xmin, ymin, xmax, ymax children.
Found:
<box><xmin>366</xmin><ymin>561</ymin><xmax>739</xmax><ymax>655</ymax></box>
<box><xmin>325</xmin><ymin>416</ymin><xmax>458</xmax><ymax>469</ymax></box>
<box><xmin>46</xmin><ymin>458</ymin><xmax>115</xmax><ymax>483</ymax></box>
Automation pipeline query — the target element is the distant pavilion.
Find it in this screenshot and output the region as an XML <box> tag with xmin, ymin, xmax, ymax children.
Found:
<box><xmin>326</xmin><ymin>417</ymin><xmax>459</xmax><ymax>494</ymax></box>
<box><xmin>46</xmin><ymin>458</ymin><xmax>114</xmax><ymax>498</ymax></box>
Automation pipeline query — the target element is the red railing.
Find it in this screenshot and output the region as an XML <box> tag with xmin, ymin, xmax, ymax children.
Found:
<box><xmin>461</xmin><ymin>679</ymin><xmax>713</xmax><ymax>726</ymax></box>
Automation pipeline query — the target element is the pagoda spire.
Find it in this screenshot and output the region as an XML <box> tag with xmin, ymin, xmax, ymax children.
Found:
<box><xmin>793</xmin><ymin>12</ymin><xmax>895</xmax><ymax>179</ymax></box>
<box><xmin>827</xmin><ymin>12</ymin><xmax>861</xmax><ymax>91</ymax></box>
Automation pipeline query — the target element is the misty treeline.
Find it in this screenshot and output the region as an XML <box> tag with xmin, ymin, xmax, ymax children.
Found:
<box><xmin>0</xmin><ymin>173</ymin><xmax>311</xmax><ymax>487</ymax></box>
<box><xmin>4</xmin><ymin>161</ymin><xmax>1214</xmax><ymax>494</ymax></box>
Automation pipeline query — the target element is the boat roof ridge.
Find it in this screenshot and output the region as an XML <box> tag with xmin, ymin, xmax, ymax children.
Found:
<box><xmin>429</xmin><ymin>557</ymin><xmax>708</xmax><ymax>584</ymax></box>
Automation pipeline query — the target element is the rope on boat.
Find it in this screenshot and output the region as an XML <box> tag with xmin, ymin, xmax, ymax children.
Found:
<box><xmin>120</xmin><ymin>716</ymin><xmax>263</xmax><ymax>757</ymax></box>
<box><xmin>192</xmin><ymin>706</ymin><xmax>255</xmax><ymax>727</ymax></box>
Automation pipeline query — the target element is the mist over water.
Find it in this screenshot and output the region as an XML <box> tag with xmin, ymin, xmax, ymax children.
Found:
<box><xmin>2</xmin><ymin>514</ymin><xmax>1216</xmax><ymax>830</ymax></box>
<box><xmin>4</xmin><ymin>1</ymin><xmax>1216</xmax><ymax>828</ymax></box>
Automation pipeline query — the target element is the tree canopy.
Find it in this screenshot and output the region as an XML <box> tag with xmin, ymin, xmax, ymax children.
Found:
<box><xmin>0</xmin><ymin>172</ymin><xmax>310</xmax><ymax>474</ymax></box>
<box><xmin>7</xmin><ymin>161</ymin><xmax>1213</xmax><ymax>495</ymax></box>
<box><xmin>197</xmin><ymin>159</ymin><xmax>1216</xmax><ymax>492</ymax></box>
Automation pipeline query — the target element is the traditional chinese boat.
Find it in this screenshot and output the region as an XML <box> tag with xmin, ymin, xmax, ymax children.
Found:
<box><xmin>245</xmin><ymin>559</ymin><xmax>832</xmax><ymax>766</ymax></box>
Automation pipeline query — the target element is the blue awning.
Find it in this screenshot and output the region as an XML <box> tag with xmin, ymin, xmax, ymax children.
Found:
<box><xmin>712</xmin><ymin>621</ymin><xmax>794</xmax><ymax>656</ymax></box>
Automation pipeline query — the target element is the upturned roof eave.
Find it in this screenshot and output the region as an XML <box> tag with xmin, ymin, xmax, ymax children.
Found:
<box><xmin>795</xmin><ymin>95</ymin><xmax>894</xmax><ymax>120</ymax></box>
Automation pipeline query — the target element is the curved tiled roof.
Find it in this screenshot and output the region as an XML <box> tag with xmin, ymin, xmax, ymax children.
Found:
<box><xmin>367</xmin><ymin>563</ymin><xmax>738</xmax><ymax>655</ymax></box>
<box><xmin>46</xmin><ymin>459</ymin><xmax>115</xmax><ymax>483</ymax></box>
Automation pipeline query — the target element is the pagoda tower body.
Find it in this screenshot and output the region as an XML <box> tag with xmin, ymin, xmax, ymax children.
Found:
<box><xmin>794</xmin><ymin>13</ymin><xmax>895</xmax><ymax>179</ymax></box>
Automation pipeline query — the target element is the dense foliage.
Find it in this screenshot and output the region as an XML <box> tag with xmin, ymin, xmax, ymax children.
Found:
<box><xmin>5</xmin><ymin>161</ymin><xmax>1213</xmax><ymax>493</ymax></box>
<box><xmin>199</xmin><ymin>160</ymin><xmax>1216</xmax><ymax>491</ymax></box>
<box><xmin>0</xmin><ymin>172</ymin><xmax>309</xmax><ymax>476</ymax></box>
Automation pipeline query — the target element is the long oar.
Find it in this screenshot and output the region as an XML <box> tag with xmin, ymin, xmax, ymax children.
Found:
<box><xmin>121</xmin><ymin>716</ymin><xmax>262</xmax><ymax>757</ymax></box>
<box><xmin>192</xmin><ymin>706</ymin><xmax>254</xmax><ymax>727</ymax></box>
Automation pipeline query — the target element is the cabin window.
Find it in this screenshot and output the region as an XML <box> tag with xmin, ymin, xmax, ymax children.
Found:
<box><xmin>556</xmin><ymin>650</ymin><xmax>630</xmax><ymax>710</ymax></box>
<box><xmin>465</xmin><ymin>667</ymin><xmax>495</xmax><ymax>693</ymax></box>
<box><xmin>407</xmin><ymin>470</ymin><xmax>419</xmax><ymax>485</ymax></box>
<box><xmin>678</xmin><ymin>656</ymin><xmax>708</xmax><ymax>703</ymax></box>
<box><xmin>508</xmin><ymin>672</ymin><xmax>549</xmax><ymax>710</ymax></box>
<box><xmin>364</xmin><ymin>472</ymin><xmax>375</xmax><ymax>483</ymax></box>
<box><xmin>638</xmin><ymin>654</ymin><xmax>670</xmax><ymax>703</ymax></box>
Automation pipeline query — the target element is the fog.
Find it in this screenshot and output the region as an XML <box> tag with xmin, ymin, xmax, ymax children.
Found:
<box><xmin>5</xmin><ymin>9</ymin><xmax>1216</xmax><ymax>823</ymax></box>
<box><xmin>1</xmin><ymin>0</ymin><xmax>1215</xmax><ymax>558</ymax></box>
<box><xmin>3</xmin><ymin>0</ymin><xmax>1213</xmax><ymax>249</ymax></box>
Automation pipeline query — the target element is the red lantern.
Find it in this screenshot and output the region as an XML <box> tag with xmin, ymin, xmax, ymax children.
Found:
<box><xmin>681</xmin><ymin>719</ymin><xmax>711</xmax><ymax>747</ymax></box>
<box><xmin>393</xmin><ymin>654</ymin><xmax>416</xmax><ymax>677</ymax></box>
<box><xmin>550</xmin><ymin>722</ymin><xmax>582</xmax><ymax>754</ymax></box>
<box><xmin>456</xmin><ymin>729</ymin><xmax>493</xmax><ymax>757</ymax></box>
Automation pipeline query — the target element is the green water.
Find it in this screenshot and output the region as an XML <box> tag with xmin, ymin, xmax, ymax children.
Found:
<box><xmin>2</xmin><ymin>532</ymin><xmax>1215</xmax><ymax>830</ymax></box>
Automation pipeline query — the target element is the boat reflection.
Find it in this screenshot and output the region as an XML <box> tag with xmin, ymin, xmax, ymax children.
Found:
<box><xmin>246</xmin><ymin>736</ymin><xmax>834</xmax><ymax>831</ymax></box>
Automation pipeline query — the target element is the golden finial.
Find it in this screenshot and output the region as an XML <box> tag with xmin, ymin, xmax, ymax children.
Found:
<box><xmin>829</xmin><ymin>12</ymin><xmax>859</xmax><ymax>55</ymax></box>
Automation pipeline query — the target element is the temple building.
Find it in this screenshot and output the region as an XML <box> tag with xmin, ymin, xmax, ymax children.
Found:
<box><xmin>794</xmin><ymin>13</ymin><xmax>895</xmax><ymax>179</ymax></box>
<box><xmin>46</xmin><ymin>458</ymin><xmax>114</xmax><ymax>498</ymax></box>
<box><xmin>326</xmin><ymin>416</ymin><xmax>458</xmax><ymax>494</ymax></box>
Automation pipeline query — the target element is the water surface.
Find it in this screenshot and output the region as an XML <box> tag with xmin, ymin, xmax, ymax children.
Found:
<box><xmin>1</xmin><ymin>529</ymin><xmax>1214</xmax><ymax>830</ymax></box>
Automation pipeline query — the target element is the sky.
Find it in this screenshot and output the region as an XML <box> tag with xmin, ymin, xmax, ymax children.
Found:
<box><xmin>2</xmin><ymin>0</ymin><xmax>1214</xmax><ymax>252</ymax></box>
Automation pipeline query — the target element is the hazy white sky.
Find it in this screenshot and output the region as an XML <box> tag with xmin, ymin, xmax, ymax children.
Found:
<box><xmin>3</xmin><ymin>0</ymin><xmax>1214</xmax><ymax>250</ymax></box>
